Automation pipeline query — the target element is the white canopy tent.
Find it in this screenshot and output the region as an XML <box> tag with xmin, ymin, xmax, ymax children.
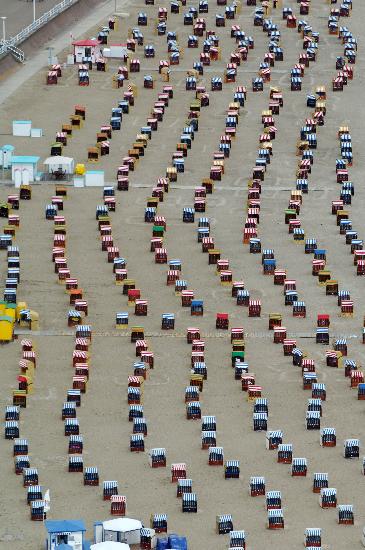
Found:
<box><xmin>91</xmin><ymin>542</ymin><xmax>130</xmax><ymax>550</ymax></box>
<box><xmin>101</xmin><ymin>518</ymin><xmax>142</xmax><ymax>545</ymax></box>
<box><xmin>44</xmin><ymin>156</ymin><xmax>74</xmax><ymax>175</ymax></box>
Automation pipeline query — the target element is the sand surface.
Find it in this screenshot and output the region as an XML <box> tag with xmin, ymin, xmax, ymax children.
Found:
<box><xmin>0</xmin><ymin>0</ymin><xmax>365</xmax><ymax>549</ymax></box>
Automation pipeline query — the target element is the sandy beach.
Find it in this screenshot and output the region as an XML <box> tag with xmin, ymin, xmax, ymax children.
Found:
<box><xmin>0</xmin><ymin>0</ymin><xmax>365</xmax><ymax>548</ymax></box>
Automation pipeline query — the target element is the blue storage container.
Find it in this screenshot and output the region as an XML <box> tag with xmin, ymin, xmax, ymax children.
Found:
<box><xmin>156</xmin><ymin>537</ymin><xmax>169</xmax><ymax>550</ymax></box>
<box><xmin>168</xmin><ymin>534</ymin><xmax>188</xmax><ymax>550</ymax></box>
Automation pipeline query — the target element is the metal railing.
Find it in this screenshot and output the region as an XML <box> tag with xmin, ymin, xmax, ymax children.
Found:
<box><xmin>0</xmin><ymin>0</ymin><xmax>79</xmax><ymax>61</ymax></box>
<box><xmin>7</xmin><ymin>45</ymin><xmax>25</xmax><ymax>63</ymax></box>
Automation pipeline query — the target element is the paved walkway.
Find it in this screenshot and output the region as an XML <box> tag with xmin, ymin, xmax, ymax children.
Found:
<box><xmin>0</xmin><ymin>0</ymin><xmax>124</xmax><ymax>105</ymax></box>
<box><xmin>0</xmin><ymin>0</ymin><xmax>63</xmax><ymax>38</ymax></box>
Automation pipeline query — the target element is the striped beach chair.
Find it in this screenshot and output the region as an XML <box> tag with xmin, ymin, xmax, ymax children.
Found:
<box><xmin>182</xmin><ymin>493</ymin><xmax>197</xmax><ymax>512</ymax></box>
<box><xmin>67</xmin><ymin>390</ymin><xmax>81</xmax><ymax>407</ymax></box>
<box><xmin>306</xmin><ymin>411</ymin><xmax>320</xmax><ymax>430</ymax></box>
<box><xmin>62</xmin><ymin>402</ymin><xmax>77</xmax><ymax>420</ymax></box>
<box><xmin>15</xmin><ymin>455</ymin><xmax>30</xmax><ymax>475</ymax></box>
<box><xmin>133</xmin><ymin>417</ymin><xmax>147</xmax><ymax>435</ymax></box>
<box><xmin>110</xmin><ymin>495</ymin><xmax>126</xmax><ymax>516</ymax></box>
<box><xmin>248</xmin><ymin>300</ymin><xmax>261</xmax><ymax>317</ymax></box>
<box><xmin>69</xmin><ymin>434</ymin><xmax>83</xmax><ymax>454</ymax></box>
<box><xmin>266</xmin><ymin>430</ymin><xmax>283</xmax><ymax>450</ymax></box>
<box><xmin>130</xmin><ymin>434</ymin><xmax>144</xmax><ymax>452</ymax></box>
<box><xmin>209</xmin><ymin>446</ymin><xmax>223</xmax><ymax>465</ymax></box>
<box><xmin>23</xmin><ymin>468</ymin><xmax>38</xmax><ymax>486</ymax></box>
<box><xmin>229</xmin><ymin>530</ymin><xmax>245</xmax><ymax>547</ymax></box>
<box><xmin>308</xmin><ymin>399</ymin><xmax>322</xmax><ymax>417</ymax></box>
<box><xmin>283</xmin><ymin>339</ymin><xmax>296</xmax><ymax>356</ymax></box>
<box><xmin>149</xmin><ymin>448</ymin><xmax>166</xmax><ymax>468</ymax></box>
<box><xmin>31</xmin><ymin>500</ymin><xmax>45</xmax><ymax>521</ymax></box>
<box><xmin>225</xmin><ymin>460</ymin><xmax>240</xmax><ymax>479</ymax></box>
<box><xmin>338</xmin><ymin>504</ymin><xmax>354</xmax><ymax>525</ymax></box>
<box><xmin>312</xmin><ymin>383</ymin><xmax>326</xmax><ymax>400</ymax></box>
<box><xmin>161</xmin><ymin>313</ymin><xmax>175</xmax><ymax>330</ymax></box>
<box><xmin>103</xmin><ymin>480</ymin><xmax>118</xmax><ymax>500</ymax></box>
<box><xmin>344</xmin><ymin>438</ymin><xmax>360</xmax><ymax>458</ymax></box>
<box><xmin>5</xmin><ymin>421</ymin><xmax>19</xmax><ymax>440</ymax></box>
<box><xmin>186</xmin><ymin>402</ymin><xmax>201</xmax><ymax>419</ymax></box>
<box><xmin>5</xmin><ymin>406</ymin><xmax>19</xmax><ymax>421</ymax></box>
<box><xmin>313</xmin><ymin>472</ymin><xmax>328</xmax><ymax>493</ymax></box>
<box><xmin>177</xmin><ymin>478</ymin><xmax>192</xmax><ymax>497</ymax></box>
<box><xmin>304</xmin><ymin>528</ymin><xmax>321</xmax><ymax>547</ymax></box>
<box><xmin>253</xmin><ymin>413</ymin><xmax>267</xmax><ymax>431</ymax></box>
<box><xmin>65</xmin><ymin>418</ymin><xmax>79</xmax><ymax>436</ymax></box>
<box><xmin>84</xmin><ymin>467</ymin><xmax>99</xmax><ymax>486</ymax></box>
<box><xmin>235</xmin><ymin>362</ymin><xmax>248</xmax><ymax>380</ymax></box>
<box><xmin>171</xmin><ymin>463</ymin><xmax>186</xmax><ymax>483</ymax></box>
<box><xmin>320</xmin><ymin>488</ymin><xmax>337</xmax><ymax>508</ymax></box>
<box><xmin>202</xmin><ymin>415</ymin><xmax>216</xmax><ymax>431</ymax></box>
<box><xmin>201</xmin><ymin>431</ymin><xmax>216</xmax><ymax>449</ymax></box>
<box><xmin>267</xmin><ymin>509</ymin><xmax>284</xmax><ymax>529</ymax></box>
<box><xmin>250</xmin><ymin>476</ymin><xmax>265</xmax><ymax>496</ymax></box>
<box><xmin>278</xmin><ymin>444</ymin><xmax>293</xmax><ymax>464</ymax></box>
<box><xmin>292</xmin><ymin>458</ymin><xmax>307</xmax><ymax>476</ymax></box>
<box><xmin>216</xmin><ymin>514</ymin><xmax>233</xmax><ymax>534</ymax></box>
<box><xmin>266</xmin><ymin>491</ymin><xmax>281</xmax><ymax>510</ymax></box>
<box><xmin>316</xmin><ymin>328</ymin><xmax>329</xmax><ymax>345</ymax></box>
<box><xmin>320</xmin><ymin>428</ymin><xmax>336</xmax><ymax>447</ymax></box>
<box><xmin>69</xmin><ymin>455</ymin><xmax>83</xmax><ymax>473</ymax></box>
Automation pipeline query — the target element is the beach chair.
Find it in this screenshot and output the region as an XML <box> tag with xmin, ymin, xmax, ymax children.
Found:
<box><xmin>84</xmin><ymin>467</ymin><xmax>99</xmax><ymax>486</ymax></box>
<box><xmin>292</xmin><ymin>458</ymin><xmax>307</xmax><ymax>476</ymax></box>
<box><xmin>304</xmin><ymin>528</ymin><xmax>321</xmax><ymax>547</ymax></box>
<box><xmin>225</xmin><ymin>460</ymin><xmax>240</xmax><ymax>479</ymax></box>
<box><xmin>209</xmin><ymin>446</ymin><xmax>224</xmax><ymax>465</ymax></box>
<box><xmin>150</xmin><ymin>514</ymin><xmax>167</xmax><ymax>533</ymax></box>
<box><xmin>250</xmin><ymin>476</ymin><xmax>265</xmax><ymax>496</ymax></box>
<box><xmin>31</xmin><ymin>501</ymin><xmax>45</xmax><ymax>521</ymax></box>
<box><xmin>277</xmin><ymin>444</ymin><xmax>293</xmax><ymax>464</ymax></box>
<box><xmin>320</xmin><ymin>488</ymin><xmax>337</xmax><ymax>509</ymax></box>
<box><xmin>266</xmin><ymin>491</ymin><xmax>282</xmax><ymax>510</ymax></box>
<box><xmin>182</xmin><ymin>493</ymin><xmax>197</xmax><ymax>512</ymax></box>
<box><xmin>338</xmin><ymin>505</ymin><xmax>354</xmax><ymax>525</ymax></box>
<box><xmin>216</xmin><ymin>515</ymin><xmax>233</xmax><ymax>534</ymax></box>
<box><xmin>266</xmin><ymin>431</ymin><xmax>283</xmax><ymax>450</ymax></box>
<box><xmin>68</xmin><ymin>455</ymin><xmax>83</xmax><ymax>473</ymax></box>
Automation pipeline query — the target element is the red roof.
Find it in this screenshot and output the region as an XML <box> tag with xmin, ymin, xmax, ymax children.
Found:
<box><xmin>72</xmin><ymin>39</ymin><xmax>100</xmax><ymax>47</ymax></box>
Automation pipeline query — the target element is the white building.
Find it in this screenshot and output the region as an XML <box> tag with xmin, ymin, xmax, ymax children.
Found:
<box><xmin>72</xmin><ymin>39</ymin><xmax>101</xmax><ymax>63</ymax></box>
<box><xmin>11</xmin><ymin>155</ymin><xmax>40</xmax><ymax>186</ymax></box>
<box><xmin>13</xmin><ymin>120</ymin><xmax>32</xmax><ymax>137</ymax></box>
<box><xmin>102</xmin><ymin>44</ymin><xmax>128</xmax><ymax>59</ymax></box>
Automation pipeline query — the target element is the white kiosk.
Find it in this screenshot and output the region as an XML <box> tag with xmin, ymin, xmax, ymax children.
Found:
<box><xmin>0</xmin><ymin>145</ymin><xmax>15</xmax><ymax>169</ymax></box>
<box><xmin>44</xmin><ymin>519</ymin><xmax>86</xmax><ymax>550</ymax></box>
